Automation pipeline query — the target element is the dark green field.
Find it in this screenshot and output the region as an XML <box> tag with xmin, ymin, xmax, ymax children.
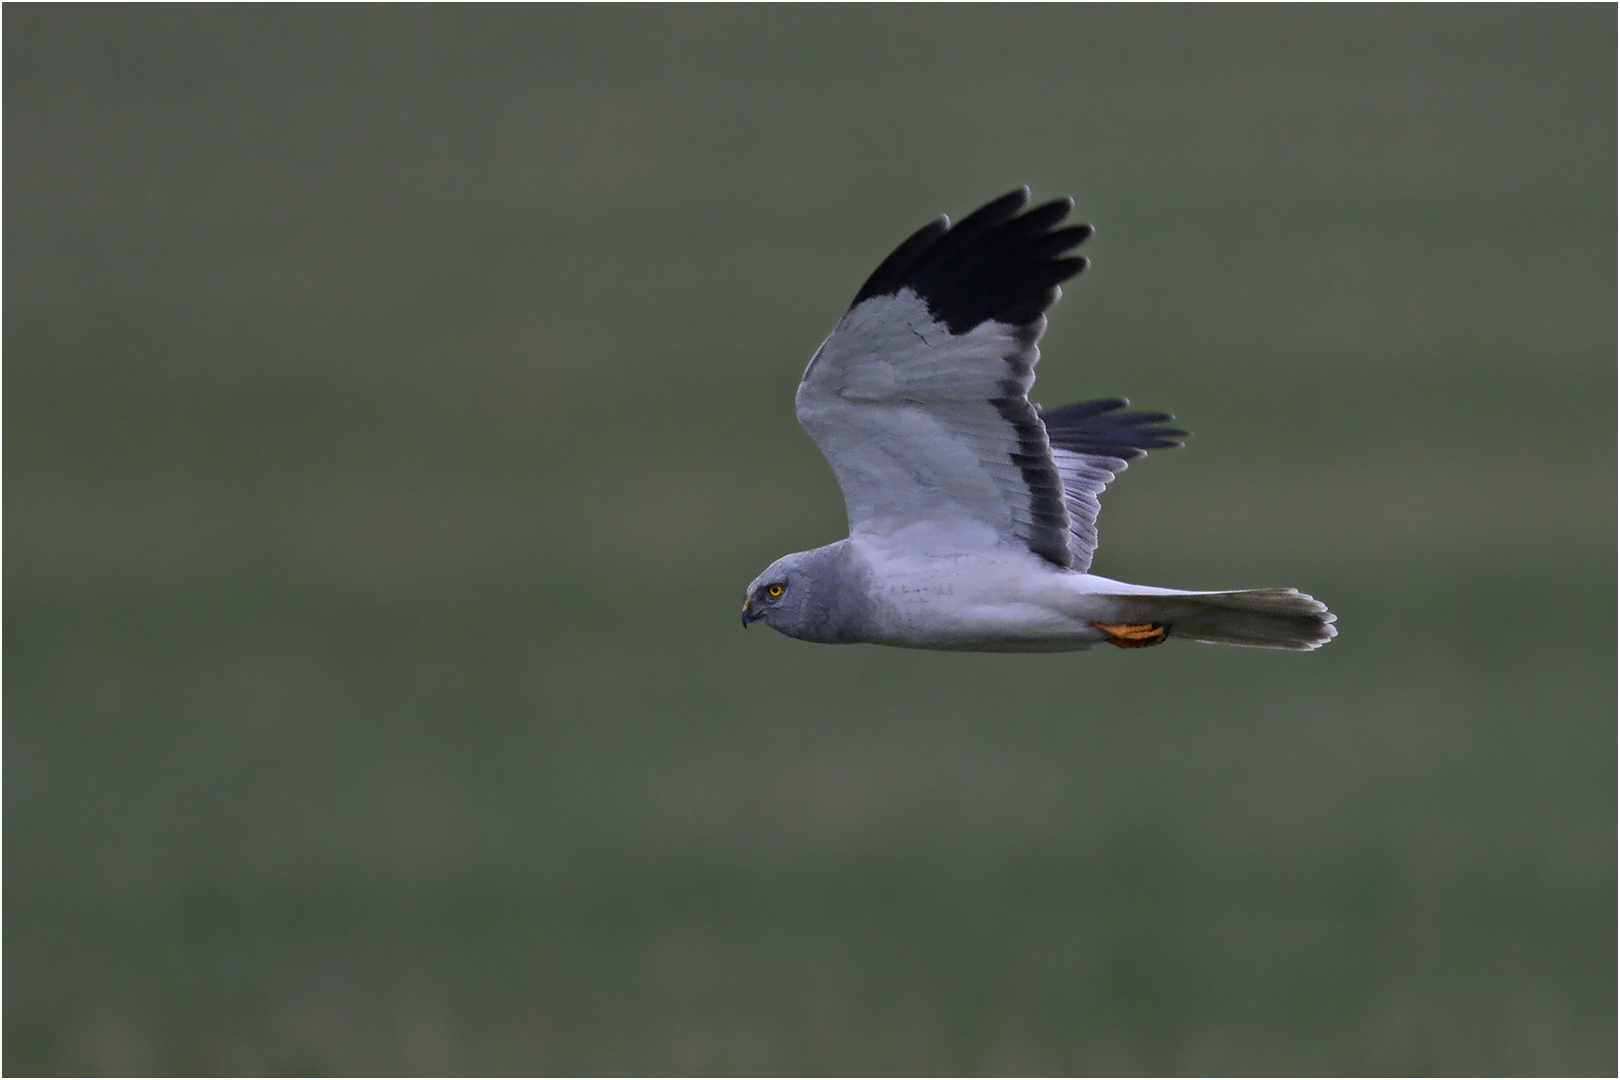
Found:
<box><xmin>6</xmin><ymin>7</ymin><xmax>1614</xmax><ymax>1074</ymax></box>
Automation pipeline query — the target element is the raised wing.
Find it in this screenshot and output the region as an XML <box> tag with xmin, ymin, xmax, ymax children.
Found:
<box><xmin>1040</xmin><ymin>398</ymin><xmax>1186</xmax><ymax>572</ymax></box>
<box><xmin>795</xmin><ymin>188</ymin><xmax>1091</xmax><ymax>566</ymax></box>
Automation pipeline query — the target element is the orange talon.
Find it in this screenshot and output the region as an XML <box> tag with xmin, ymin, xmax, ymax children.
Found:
<box><xmin>1092</xmin><ymin>622</ymin><xmax>1169</xmax><ymax>648</ymax></box>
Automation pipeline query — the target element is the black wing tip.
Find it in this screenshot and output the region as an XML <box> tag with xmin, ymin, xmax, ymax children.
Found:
<box><xmin>846</xmin><ymin>188</ymin><xmax>1094</xmax><ymax>333</ymax></box>
<box><xmin>848</xmin><ymin>215</ymin><xmax>950</xmax><ymax>308</ymax></box>
<box><xmin>1041</xmin><ymin>396</ymin><xmax>1127</xmax><ymax>418</ymax></box>
<box><xmin>982</xmin><ymin>186</ymin><xmax>1032</xmax><ymax>215</ymax></box>
<box><xmin>1042</xmin><ymin>397</ymin><xmax>1189</xmax><ymax>458</ymax></box>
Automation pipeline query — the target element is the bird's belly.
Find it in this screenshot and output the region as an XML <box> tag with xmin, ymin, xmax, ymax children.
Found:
<box><xmin>857</xmin><ymin>550</ymin><xmax>1106</xmax><ymax>652</ymax></box>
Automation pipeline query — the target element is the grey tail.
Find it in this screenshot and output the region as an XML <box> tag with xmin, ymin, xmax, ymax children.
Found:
<box><xmin>1097</xmin><ymin>588</ymin><xmax>1337</xmax><ymax>651</ymax></box>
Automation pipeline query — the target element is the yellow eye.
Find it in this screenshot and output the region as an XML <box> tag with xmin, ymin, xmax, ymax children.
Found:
<box><xmin>767</xmin><ymin>583</ymin><xmax>785</xmax><ymax>597</ymax></box>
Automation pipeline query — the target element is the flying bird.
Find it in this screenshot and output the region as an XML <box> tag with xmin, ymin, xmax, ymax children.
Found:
<box><xmin>742</xmin><ymin>188</ymin><xmax>1336</xmax><ymax>652</ymax></box>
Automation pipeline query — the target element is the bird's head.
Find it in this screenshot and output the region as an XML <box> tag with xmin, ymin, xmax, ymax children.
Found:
<box><xmin>741</xmin><ymin>553</ymin><xmax>810</xmax><ymax>631</ymax></box>
<box><xmin>741</xmin><ymin>544</ymin><xmax>871</xmax><ymax>644</ymax></box>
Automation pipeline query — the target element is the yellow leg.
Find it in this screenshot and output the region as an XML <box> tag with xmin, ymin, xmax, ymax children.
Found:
<box><xmin>1091</xmin><ymin>622</ymin><xmax>1169</xmax><ymax>649</ymax></box>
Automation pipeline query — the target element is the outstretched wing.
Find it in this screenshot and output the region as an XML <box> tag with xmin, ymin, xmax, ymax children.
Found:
<box><xmin>795</xmin><ymin>188</ymin><xmax>1091</xmax><ymax>566</ymax></box>
<box><xmin>1039</xmin><ymin>398</ymin><xmax>1186</xmax><ymax>572</ymax></box>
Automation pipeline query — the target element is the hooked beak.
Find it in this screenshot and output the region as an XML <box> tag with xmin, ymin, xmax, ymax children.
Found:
<box><xmin>741</xmin><ymin>600</ymin><xmax>758</xmax><ymax>628</ymax></box>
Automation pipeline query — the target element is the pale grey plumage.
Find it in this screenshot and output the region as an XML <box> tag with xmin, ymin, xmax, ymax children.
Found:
<box><xmin>742</xmin><ymin>542</ymin><xmax>875</xmax><ymax>644</ymax></box>
<box><xmin>742</xmin><ymin>188</ymin><xmax>1336</xmax><ymax>653</ymax></box>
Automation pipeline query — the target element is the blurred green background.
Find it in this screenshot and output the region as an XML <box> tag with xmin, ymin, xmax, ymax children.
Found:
<box><xmin>5</xmin><ymin>6</ymin><xmax>1614</xmax><ymax>1075</ymax></box>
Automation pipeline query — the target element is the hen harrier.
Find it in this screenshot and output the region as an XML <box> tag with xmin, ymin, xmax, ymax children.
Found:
<box><xmin>742</xmin><ymin>188</ymin><xmax>1335</xmax><ymax>652</ymax></box>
